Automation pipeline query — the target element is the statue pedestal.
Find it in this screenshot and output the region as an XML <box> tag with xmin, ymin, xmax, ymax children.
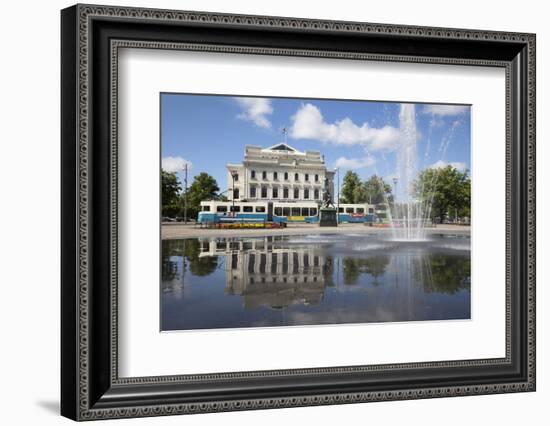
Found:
<box><xmin>319</xmin><ymin>208</ymin><xmax>338</xmax><ymax>227</ymax></box>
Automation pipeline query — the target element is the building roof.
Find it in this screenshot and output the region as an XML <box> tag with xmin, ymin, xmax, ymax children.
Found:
<box><xmin>262</xmin><ymin>143</ymin><xmax>305</xmax><ymax>155</ymax></box>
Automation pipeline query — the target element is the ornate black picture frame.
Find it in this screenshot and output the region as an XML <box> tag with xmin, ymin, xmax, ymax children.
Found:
<box><xmin>61</xmin><ymin>4</ymin><xmax>536</xmax><ymax>421</ymax></box>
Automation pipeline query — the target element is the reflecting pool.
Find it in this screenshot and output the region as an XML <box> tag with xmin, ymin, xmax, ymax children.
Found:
<box><xmin>161</xmin><ymin>233</ymin><xmax>470</xmax><ymax>331</ymax></box>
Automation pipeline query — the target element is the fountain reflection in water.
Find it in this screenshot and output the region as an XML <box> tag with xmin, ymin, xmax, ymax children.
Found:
<box><xmin>390</xmin><ymin>104</ymin><xmax>431</xmax><ymax>241</ymax></box>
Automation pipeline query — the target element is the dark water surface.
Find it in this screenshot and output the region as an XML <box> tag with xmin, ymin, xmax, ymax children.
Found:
<box><xmin>161</xmin><ymin>233</ymin><xmax>471</xmax><ymax>331</ymax></box>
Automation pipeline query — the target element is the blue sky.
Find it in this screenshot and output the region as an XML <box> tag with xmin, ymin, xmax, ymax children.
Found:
<box><xmin>161</xmin><ymin>93</ymin><xmax>471</xmax><ymax>195</ymax></box>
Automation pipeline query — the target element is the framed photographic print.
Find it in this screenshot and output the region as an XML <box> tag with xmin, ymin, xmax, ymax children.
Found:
<box><xmin>61</xmin><ymin>4</ymin><xmax>536</xmax><ymax>421</ymax></box>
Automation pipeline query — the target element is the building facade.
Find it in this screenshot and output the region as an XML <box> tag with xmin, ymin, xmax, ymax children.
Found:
<box><xmin>226</xmin><ymin>143</ymin><xmax>335</xmax><ymax>203</ymax></box>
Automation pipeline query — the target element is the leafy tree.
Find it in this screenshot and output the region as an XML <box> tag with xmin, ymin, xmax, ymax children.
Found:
<box><xmin>362</xmin><ymin>175</ymin><xmax>393</xmax><ymax>205</ymax></box>
<box><xmin>352</xmin><ymin>184</ymin><xmax>368</xmax><ymax>204</ymax></box>
<box><xmin>182</xmin><ymin>172</ymin><xmax>221</xmax><ymax>219</ymax></box>
<box><xmin>340</xmin><ymin>171</ymin><xmax>361</xmax><ymax>204</ymax></box>
<box><xmin>161</xmin><ymin>170</ymin><xmax>182</xmax><ymax>217</ymax></box>
<box><xmin>413</xmin><ymin>165</ymin><xmax>471</xmax><ymax>223</ymax></box>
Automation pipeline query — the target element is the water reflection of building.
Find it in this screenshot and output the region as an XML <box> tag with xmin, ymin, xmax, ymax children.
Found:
<box><xmin>198</xmin><ymin>237</ymin><xmax>331</xmax><ymax>309</ymax></box>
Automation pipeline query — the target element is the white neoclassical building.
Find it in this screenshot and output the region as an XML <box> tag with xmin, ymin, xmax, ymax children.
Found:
<box><xmin>226</xmin><ymin>143</ymin><xmax>335</xmax><ymax>203</ymax></box>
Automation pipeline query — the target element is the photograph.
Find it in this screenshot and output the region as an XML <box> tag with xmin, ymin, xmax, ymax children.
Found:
<box><xmin>160</xmin><ymin>94</ymin><xmax>472</xmax><ymax>331</ymax></box>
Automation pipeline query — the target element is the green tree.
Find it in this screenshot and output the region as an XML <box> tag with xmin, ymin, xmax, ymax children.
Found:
<box><xmin>161</xmin><ymin>170</ymin><xmax>182</xmax><ymax>217</ymax></box>
<box><xmin>363</xmin><ymin>175</ymin><xmax>393</xmax><ymax>205</ymax></box>
<box><xmin>413</xmin><ymin>165</ymin><xmax>471</xmax><ymax>223</ymax></box>
<box><xmin>183</xmin><ymin>172</ymin><xmax>221</xmax><ymax>219</ymax></box>
<box><xmin>340</xmin><ymin>171</ymin><xmax>361</xmax><ymax>203</ymax></box>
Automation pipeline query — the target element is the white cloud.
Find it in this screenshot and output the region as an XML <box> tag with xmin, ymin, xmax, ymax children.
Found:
<box><xmin>334</xmin><ymin>156</ymin><xmax>376</xmax><ymax>170</ymax></box>
<box><xmin>423</xmin><ymin>104</ymin><xmax>470</xmax><ymax>116</ymax></box>
<box><xmin>235</xmin><ymin>97</ymin><xmax>273</xmax><ymax>128</ymax></box>
<box><xmin>290</xmin><ymin>103</ymin><xmax>401</xmax><ymax>151</ymax></box>
<box><xmin>428</xmin><ymin>160</ymin><xmax>467</xmax><ymax>171</ymax></box>
<box><xmin>162</xmin><ymin>156</ymin><xmax>192</xmax><ymax>173</ymax></box>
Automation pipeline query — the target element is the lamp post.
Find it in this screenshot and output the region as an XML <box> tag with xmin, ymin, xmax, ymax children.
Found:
<box><xmin>183</xmin><ymin>163</ymin><xmax>188</xmax><ymax>223</ymax></box>
<box><xmin>231</xmin><ymin>171</ymin><xmax>238</xmax><ymax>213</ymax></box>
<box><xmin>335</xmin><ymin>167</ymin><xmax>340</xmax><ymax>224</ymax></box>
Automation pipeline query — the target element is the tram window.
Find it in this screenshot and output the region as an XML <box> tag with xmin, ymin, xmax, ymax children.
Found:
<box><xmin>202</xmin><ymin>205</ymin><xmax>210</xmax><ymax>212</ymax></box>
<box><xmin>256</xmin><ymin>206</ymin><xmax>266</xmax><ymax>213</ymax></box>
<box><xmin>338</xmin><ymin>207</ymin><xmax>344</xmax><ymax>213</ymax></box>
<box><xmin>283</xmin><ymin>207</ymin><xmax>290</xmax><ymax>216</ymax></box>
<box><xmin>230</xmin><ymin>205</ymin><xmax>240</xmax><ymax>212</ymax></box>
<box><xmin>291</xmin><ymin>207</ymin><xmax>300</xmax><ymax>216</ymax></box>
<box><xmin>217</xmin><ymin>206</ymin><xmax>228</xmax><ymax>212</ymax></box>
<box><xmin>301</xmin><ymin>207</ymin><xmax>309</xmax><ymax>216</ymax></box>
<box><xmin>356</xmin><ymin>208</ymin><xmax>364</xmax><ymax>213</ymax></box>
<box><xmin>369</xmin><ymin>208</ymin><xmax>374</xmax><ymax>213</ymax></box>
<box><xmin>346</xmin><ymin>207</ymin><xmax>354</xmax><ymax>213</ymax></box>
<box><xmin>310</xmin><ymin>208</ymin><xmax>317</xmax><ymax>216</ymax></box>
<box><xmin>243</xmin><ymin>206</ymin><xmax>253</xmax><ymax>212</ymax></box>
<box><xmin>274</xmin><ymin>207</ymin><xmax>282</xmax><ymax>216</ymax></box>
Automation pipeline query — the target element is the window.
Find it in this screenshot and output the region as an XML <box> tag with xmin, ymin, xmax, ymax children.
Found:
<box><xmin>294</xmin><ymin>173</ymin><xmax>299</xmax><ymax>181</ymax></box>
<box><xmin>283</xmin><ymin>207</ymin><xmax>290</xmax><ymax>216</ymax></box>
<box><xmin>301</xmin><ymin>207</ymin><xmax>309</xmax><ymax>216</ymax></box>
<box><xmin>314</xmin><ymin>189</ymin><xmax>319</xmax><ymax>199</ymax></box>
<box><xmin>305</xmin><ymin>173</ymin><xmax>309</xmax><ymax>181</ymax></box>
<box><xmin>284</xmin><ymin>172</ymin><xmax>288</xmax><ymax>180</ymax></box>
<box><xmin>201</xmin><ymin>205</ymin><xmax>210</xmax><ymax>212</ymax></box>
<box><xmin>310</xmin><ymin>208</ymin><xmax>317</xmax><ymax>216</ymax></box>
<box><xmin>291</xmin><ymin>207</ymin><xmax>300</xmax><ymax>216</ymax></box>
<box><xmin>250</xmin><ymin>187</ymin><xmax>256</xmax><ymax>198</ymax></box>
<box><xmin>356</xmin><ymin>207</ymin><xmax>364</xmax><ymax>214</ymax></box>
<box><xmin>315</xmin><ymin>174</ymin><xmax>319</xmax><ymax>182</ymax></box>
<box><xmin>233</xmin><ymin>188</ymin><xmax>239</xmax><ymax>199</ymax></box>
<box><xmin>338</xmin><ymin>207</ymin><xmax>344</xmax><ymax>213</ymax></box>
<box><xmin>294</xmin><ymin>188</ymin><xmax>299</xmax><ymax>199</ymax></box>
<box><xmin>346</xmin><ymin>207</ymin><xmax>354</xmax><ymax>213</ymax></box>
<box><xmin>251</xmin><ymin>170</ymin><xmax>256</xmax><ymax>179</ymax></box>
<box><xmin>274</xmin><ymin>207</ymin><xmax>282</xmax><ymax>216</ymax></box>
<box><xmin>243</xmin><ymin>206</ymin><xmax>253</xmax><ymax>212</ymax></box>
<box><xmin>256</xmin><ymin>206</ymin><xmax>266</xmax><ymax>212</ymax></box>
<box><xmin>273</xmin><ymin>171</ymin><xmax>278</xmax><ymax>180</ymax></box>
<box><xmin>283</xmin><ymin>188</ymin><xmax>289</xmax><ymax>199</ymax></box>
<box><xmin>232</xmin><ymin>173</ymin><xmax>239</xmax><ymax>181</ymax></box>
<box><xmin>262</xmin><ymin>171</ymin><xmax>267</xmax><ymax>180</ymax></box>
<box><xmin>230</xmin><ymin>205</ymin><xmax>240</xmax><ymax>212</ymax></box>
<box><xmin>368</xmin><ymin>208</ymin><xmax>374</xmax><ymax>214</ymax></box>
<box><xmin>217</xmin><ymin>205</ymin><xmax>228</xmax><ymax>212</ymax></box>
<box><xmin>304</xmin><ymin>189</ymin><xmax>309</xmax><ymax>199</ymax></box>
<box><xmin>261</xmin><ymin>186</ymin><xmax>268</xmax><ymax>198</ymax></box>
<box><xmin>272</xmin><ymin>187</ymin><xmax>278</xmax><ymax>198</ymax></box>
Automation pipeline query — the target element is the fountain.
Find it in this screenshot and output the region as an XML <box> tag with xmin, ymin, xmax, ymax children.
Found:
<box><xmin>390</xmin><ymin>104</ymin><xmax>430</xmax><ymax>241</ymax></box>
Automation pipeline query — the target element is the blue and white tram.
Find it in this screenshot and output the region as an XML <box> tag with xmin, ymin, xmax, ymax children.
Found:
<box><xmin>197</xmin><ymin>200</ymin><xmax>377</xmax><ymax>224</ymax></box>
<box><xmin>337</xmin><ymin>203</ymin><xmax>377</xmax><ymax>223</ymax></box>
